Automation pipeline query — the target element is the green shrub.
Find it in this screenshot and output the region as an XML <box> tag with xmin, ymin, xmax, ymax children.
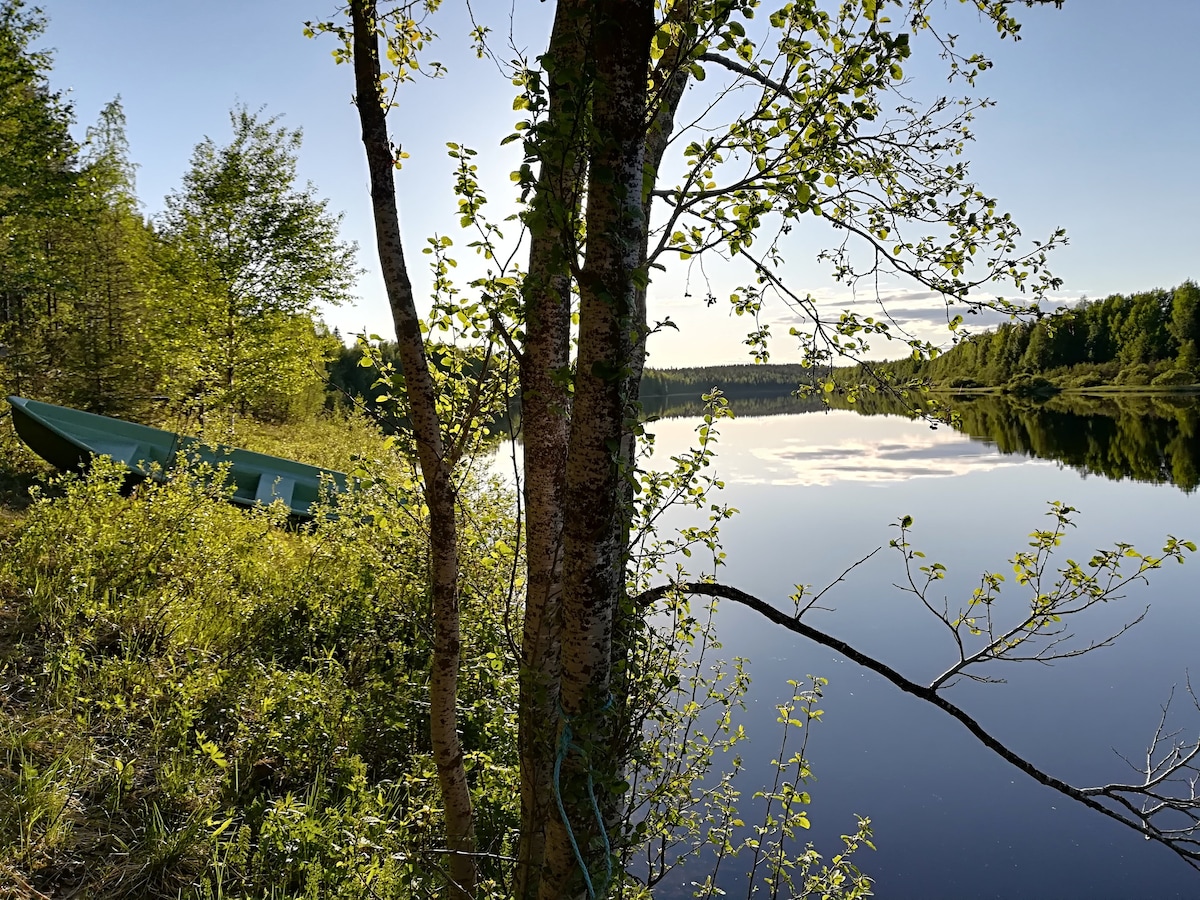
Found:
<box><xmin>1068</xmin><ymin>372</ymin><xmax>1106</xmax><ymax>388</ymax></box>
<box><xmin>0</xmin><ymin>456</ymin><xmax>520</xmax><ymax>898</ymax></box>
<box><xmin>1115</xmin><ymin>363</ymin><xmax>1155</xmax><ymax>385</ymax></box>
<box><xmin>1003</xmin><ymin>373</ymin><xmax>1059</xmax><ymax>398</ymax></box>
<box><xmin>1150</xmin><ymin>368</ymin><xmax>1196</xmax><ymax>387</ymax></box>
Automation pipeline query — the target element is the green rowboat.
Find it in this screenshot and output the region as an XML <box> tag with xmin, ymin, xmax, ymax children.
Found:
<box><xmin>6</xmin><ymin>396</ymin><xmax>348</xmax><ymax>520</ymax></box>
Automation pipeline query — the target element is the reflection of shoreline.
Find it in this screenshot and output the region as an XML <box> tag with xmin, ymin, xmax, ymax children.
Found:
<box><xmin>943</xmin><ymin>393</ymin><xmax>1200</xmax><ymax>493</ymax></box>
<box><xmin>644</xmin><ymin>388</ymin><xmax>1200</xmax><ymax>494</ymax></box>
<box><xmin>644</xmin><ymin>391</ymin><xmax>826</xmax><ymax>420</ymax></box>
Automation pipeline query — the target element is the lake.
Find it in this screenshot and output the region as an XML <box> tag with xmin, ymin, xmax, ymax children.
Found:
<box><xmin>638</xmin><ymin>392</ymin><xmax>1200</xmax><ymax>898</ymax></box>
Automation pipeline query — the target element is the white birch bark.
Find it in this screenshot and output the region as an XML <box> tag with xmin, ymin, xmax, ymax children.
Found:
<box><xmin>538</xmin><ymin>2</ymin><xmax>655</xmax><ymax>896</ymax></box>
<box><xmin>515</xmin><ymin>2</ymin><xmax>588</xmax><ymax>895</ymax></box>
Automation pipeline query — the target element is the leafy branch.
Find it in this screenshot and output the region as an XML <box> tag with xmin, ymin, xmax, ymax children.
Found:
<box><xmin>888</xmin><ymin>503</ymin><xmax>1193</xmax><ymax>689</ymax></box>
<box><xmin>634</xmin><ymin>513</ymin><xmax>1200</xmax><ymax>870</ymax></box>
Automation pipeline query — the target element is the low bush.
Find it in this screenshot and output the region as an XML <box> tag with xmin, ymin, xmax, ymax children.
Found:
<box><xmin>0</xmin><ymin>459</ymin><xmax>521</xmax><ymax>898</ymax></box>
<box><xmin>1115</xmin><ymin>363</ymin><xmax>1155</xmax><ymax>386</ymax></box>
<box><xmin>1150</xmin><ymin>368</ymin><xmax>1196</xmax><ymax>387</ymax></box>
<box><xmin>1003</xmin><ymin>373</ymin><xmax>1060</xmax><ymax>399</ymax></box>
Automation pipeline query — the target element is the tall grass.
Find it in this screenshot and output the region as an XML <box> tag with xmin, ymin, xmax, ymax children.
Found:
<box><xmin>0</xmin><ymin>444</ymin><xmax>520</xmax><ymax>898</ymax></box>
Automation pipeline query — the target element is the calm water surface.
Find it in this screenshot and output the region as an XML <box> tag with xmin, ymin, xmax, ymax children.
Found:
<box><xmin>643</xmin><ymin>398</ymin><xmax>1199</xmax><ymax>898</ymax></box>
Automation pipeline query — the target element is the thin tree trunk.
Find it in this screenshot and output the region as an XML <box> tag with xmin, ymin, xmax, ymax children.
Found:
<box><xmin>538</xmin><ymin>2</ymin><xmax>654</xmax><ymax>897</ymax></box>
<box><xmin>350</xmin><ymin>3</ymin><xmax>476</xmax><ymax>897</ymax></box>
<box><xmin>610</xmin><ymin>10</ymin><xmax>695</xmax><ymax>814</ymax></box>
<box><xmin>225</xmin><ymin>296</ymin><xmax>236</xmax><ymax>431</ymax></box>
<box><xmin>516</xmin><ymin>1</ymin><xmax>589</xmax><ymax>895</ymax></box>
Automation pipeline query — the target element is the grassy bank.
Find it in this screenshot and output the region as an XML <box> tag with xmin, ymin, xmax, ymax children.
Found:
<box><xmin>0</xmin><ymin>418</ymin><xmax>522</xmax><ymax>898</ymax></box>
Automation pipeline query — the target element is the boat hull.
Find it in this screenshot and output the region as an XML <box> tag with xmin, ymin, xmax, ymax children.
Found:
<box><xmin>6</xmin><ymin>396</ymin><xmax>347</xmax><ymax>520</ymax></box>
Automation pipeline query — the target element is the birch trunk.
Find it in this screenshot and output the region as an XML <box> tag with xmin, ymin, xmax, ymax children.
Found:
<box><xmin>610</xmin><ymin>13</ymin><xmax>695</xmax><ymax>803</ymax></box>
<box><xmin>538</xmin><ymin>2</ymin><xmax>655</xmax><ymax>897</ymax></box>
<box><xmin>350</xmin><ymin>3</ymin><xmax>476</xmax><ymax>897</ymax></box>
<box><xmin>515</xmin><ymin>1</ymin><xmax>588</xmax><ymax>895</ymax></box>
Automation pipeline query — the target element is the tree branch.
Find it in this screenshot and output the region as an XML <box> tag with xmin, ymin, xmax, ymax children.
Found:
<box><xmin>696</xmin><ymin>51</ymin><xmax>789</xmax><ymax>97</ymax></box>
<box><xmin>632</xmin><ymin>580</ymin><xmax>1200</xmax><ymax>870</ymax></box>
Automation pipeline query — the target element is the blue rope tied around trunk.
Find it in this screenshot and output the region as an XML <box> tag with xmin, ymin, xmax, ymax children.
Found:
<box><xmin>552</xmin><ymin>694</ymin><xmax>615</xmax><ymax>899</ymax></box>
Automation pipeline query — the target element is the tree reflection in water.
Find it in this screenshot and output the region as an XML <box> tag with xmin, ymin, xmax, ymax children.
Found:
<box><xmin>642</xmin><ymin>390</ymin><xmax>1200</xmax><ymax>493</ymax></box>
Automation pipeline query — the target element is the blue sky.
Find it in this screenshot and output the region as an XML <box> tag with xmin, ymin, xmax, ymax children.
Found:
<box><xmin>37</xmin><ymin>0</ymin><xmax>1200</xmax><ymax>366</ymax></box>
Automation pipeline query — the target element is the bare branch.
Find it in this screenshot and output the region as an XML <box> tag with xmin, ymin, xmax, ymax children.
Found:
<box><xmin>799</xmin><ymin>547</ymin><xmax>881</xmax><ymax>617</ymax></box>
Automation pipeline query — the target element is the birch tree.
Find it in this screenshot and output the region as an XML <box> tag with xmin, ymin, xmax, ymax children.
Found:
<box><xmin>159</xmin><ymin>107</ymin><xmax>357</xmax><ymax>423</ymax></box>
<box><xmin>320</xmin><ymin>2</ymin><xmax>1200</xmax><ymax>898</ymax></box>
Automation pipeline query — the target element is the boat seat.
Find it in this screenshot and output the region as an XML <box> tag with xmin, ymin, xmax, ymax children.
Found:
<box><xmin>254</xmin><ymin>474</ymin><xmax>295</xmax><ymax>507</ymax></box>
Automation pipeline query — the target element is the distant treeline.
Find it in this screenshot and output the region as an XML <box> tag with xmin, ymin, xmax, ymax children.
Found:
<box><xmin>865</xmin><ymin>282</ymin><xmax>1200</xmax><ymax>391</ymax></box>
<box><xmin>331</xmin><ymin>281</ymin><xmax>1200</xmax><ymax>433</ymax></box>
<box><xmin>645</xmin><ymin>282</ymin><xmax>1200</xmax><ymax>405</ymax></box>
<box><xmin>640</xmin><ymin>364</ymin><xmax>821</xmax><ymax>401</ymax></box>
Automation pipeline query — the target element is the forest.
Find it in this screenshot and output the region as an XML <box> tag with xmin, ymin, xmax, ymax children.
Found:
<box><xmin>639</xmin><ymin>284</ymin><xmax>1200</xmax><ymax>414</ymax></box>
<box><xmin>637</xmin><ymin>284</ymin><xmax>1200</xmax><ymax>408</ymax></box>
<box><xmin>4</xmin><ymin>1</ymin><xmax>1200</xmax><ymax>899</ymax></box>
<box><xmin>870</xmin><ymin>282</ymin><xmax>1200</xmax><ymax>392</ymax></box>
<box><xmin>0</xmin><ymin>4</ymin><xmax>353</xmax><ymax>428</ymax></box>
<box><xmin>640</xmin><ymin>364</ymin><xmax>816</xmax><ymax>400</ymax></box>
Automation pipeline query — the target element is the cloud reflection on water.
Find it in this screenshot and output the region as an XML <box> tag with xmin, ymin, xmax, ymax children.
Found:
<box><xmin>652</xmin><ymin>410</ymin><xmax>1053</xmax><ymax>486</ymax></box>
<box><xmin>742</xmin><ymin>439</ymin><xmax>1040</xmax><ymax>485</ymax></box>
